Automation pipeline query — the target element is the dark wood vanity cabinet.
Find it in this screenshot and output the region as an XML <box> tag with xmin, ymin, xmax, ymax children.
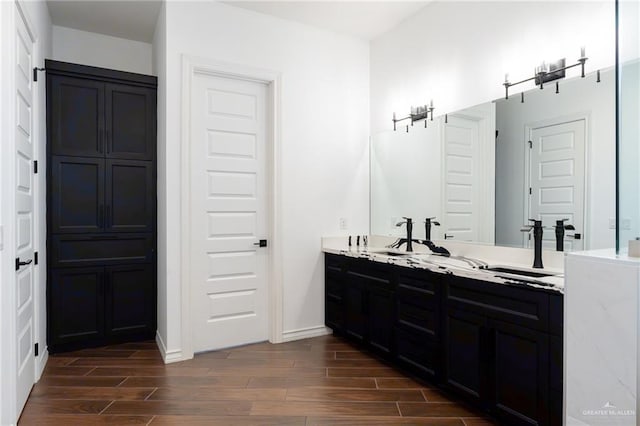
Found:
<box><xmin>325</xmin><ymin>255</ymin><xmax>395</xmax><ymax>358</ymax></box>
<box><xmin>47</xmin><ymin>60</ymin><xmax>157</xmax><ymax>353</ymax></box>
<box><xmin>325</xmin><ymin>253</ymin><xmax>563</xmax><ymax>426</ymax></box>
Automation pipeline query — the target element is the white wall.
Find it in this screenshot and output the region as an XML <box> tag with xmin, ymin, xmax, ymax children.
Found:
<box><xmin>52</xmin><ymin>25</ymin><xmax>153</xmax><ymax>75</ymax></box>
<box><xmin>370</xmin><ymin>1</ymin><xmax>616</xmax><ymax>135</ymax></box>
<box><xmin>152</xmin><ymin>2</ymin><xmax>169</xmax><ymax>356</ymax></box>
<box><xmin>495</xmin><ymin>68</ymin><xmax>616</xmax><ymax>250</ymax></box>
<box><xmin>154</xmin><ymin>1</ymin><xmax>370</xmax><ymax>358</ymax></box>
<box><xmin>0</xmin><ymin>0</ymin><xmax>51</xmax><ymax>423</ymax></box>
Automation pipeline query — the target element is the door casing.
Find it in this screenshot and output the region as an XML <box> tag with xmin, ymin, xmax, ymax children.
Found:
<box><xmin>179</xmin><ymin>55</ymin><xmax>283</xmax><ymax>362</ymax></box>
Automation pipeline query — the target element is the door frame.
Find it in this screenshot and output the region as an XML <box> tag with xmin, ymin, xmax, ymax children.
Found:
<box><xmin>0</xmin><ymin>0</ymin><xmax>43</xmax><ymax>422</ymax></box>
<box><xmin>180</xmin><ymin>55</ymin><xmax>283</xmax><ymax>360</ymax></box>
<box><xmin>440</xmin><ymin>104</ymin><xmax>496</xmax><ymax>244</ymax></box>
<box><xmin>523</xmin><ymin>113</ymin><xmax>590</xmax><ymax>249</ymax></box>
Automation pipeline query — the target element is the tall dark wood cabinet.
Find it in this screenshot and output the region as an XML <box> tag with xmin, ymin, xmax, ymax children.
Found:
<box><xmin>46</xmin><ymin>60</ymin><xmax>157</xmax><ymax>353</ymax></box>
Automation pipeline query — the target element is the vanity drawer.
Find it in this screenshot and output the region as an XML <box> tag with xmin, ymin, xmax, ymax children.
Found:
<box><xmin>325</xmin><ymin>253</ymin><xmax>347</xmax><ymax>273</ymax></box>
<box><xmin>347</xmin><ymin>260</ymin><xmax>393</xmax><ymax>285</ymax></box>
<box><xmin>446</xmin><ymin>276</ymin><xmax>550</xmax><ymax>332</ymax></box>
<box><xmin>397</xmin><ymin>281</ymin><xmax>439</xmax><ymax>337</ymax></box>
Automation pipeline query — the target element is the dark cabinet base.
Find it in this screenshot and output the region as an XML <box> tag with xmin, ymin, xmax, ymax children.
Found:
<box><xmin>325</xmin><ymin>253</ymin><xmax>563</xmax><ymax>426</ymax></box>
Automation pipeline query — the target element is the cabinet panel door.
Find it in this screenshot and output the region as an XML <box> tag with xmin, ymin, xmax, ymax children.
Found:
<box><xmin>51</xmin><ymin>156</ymin><xmax>105</xmax><ymax>233</ymax></box>
<box><xmin>396</xmin><ymin>327</ymin><xmax>439</xmax><ymax>380</ymax></box>
<box><xmin>344</xmin><ymin>278</ymin><xmax>366</xmax><ymax>343</ymax></box>
<box><xmin>105</xmin><ymin>160</ymin><xmax>154</xmax><ymax>233</ymax></box>
<box><xmin>105</xmin><ymin>264</ymin><xmax>155</xmax><ymax>337</ymax></box>
<box><xmin>490</xmin><ymin>320</ymin><xmax>549</xmax><ymax>426</ymax></box>
<box><xmin>49</xmin><ymin>76</ymin><xmax>104</xmax><ymax>157</ymax></box>
<box><xmin>444</xmin><ymin>307</ymin><xmax>487</xmax><ymax>404</ymax></box>
<box><xmin>105</xmin><ymin>84</ymin><xmax>155</xmax><ymax>160</ymax></box>
<box><xmin>49</xmin><ymin>267</ymin><xmax>104</xmax><ymax>346</ymax></box>
<box><xmin>325</xmin><ymin>272</ymin><xmax>344</xmax><ymax>332</ymax></box>
<box><xmin>368</xmin><ymin>284</ymin><xmax>395</xmax><ymax>356</ymax></box>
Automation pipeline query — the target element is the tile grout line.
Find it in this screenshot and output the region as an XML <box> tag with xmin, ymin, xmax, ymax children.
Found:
<box><xmin>98</xmin><ymin>400</ymin><xmax>115</xmax><ymax>415</ymax></box>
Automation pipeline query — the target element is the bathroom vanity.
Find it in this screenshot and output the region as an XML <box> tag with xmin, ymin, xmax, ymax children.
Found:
<box><xmin>323</xmin><ymin>239</ymin><xmax>563</xmax><ymax>426</ymax></box>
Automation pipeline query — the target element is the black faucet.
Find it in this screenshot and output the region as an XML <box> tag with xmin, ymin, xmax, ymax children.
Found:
<box><xmin>396</xmin><ymin>217</ymin><xmax>413</xmax><ymax>252</ymax></box>
<box><xmin>521</xmin><ymin>219</ymin><xmax>544</xmax><ymax>269</ymax></box>
<box><xmin>424</xmin><ymin>217</ymin><xmax>440</xmax><ymax>240</ymax></box>
<box><xmin>554</xmin><ymin>219</ymin><xmax>575</xmax><ymax>252</ymax></box>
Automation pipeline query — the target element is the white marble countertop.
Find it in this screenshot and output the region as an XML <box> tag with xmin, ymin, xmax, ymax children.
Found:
<box><xmin>322</xmin><ymin>235</ymin><xmax>565</xmax><ymax>293</ymax></box>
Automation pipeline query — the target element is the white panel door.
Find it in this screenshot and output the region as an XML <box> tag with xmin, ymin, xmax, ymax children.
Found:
<box><xmin>529</xmin><ymin>120</ymin><xmax>585</xmax><ymax>251</ymax></box>
<box><xmin>14</xmin><ymin>5</ymin><xmax>36</xmax><ymax>414</ymax></box>
<box><xmin>190</xmin><ymin>73</ymin><xmax>269</xmax><ymax>352</ymax></box>
<box><xmin>442</xmin><ymin>115</ymin><xmax>480</xmax><ymax>241</ymax></box>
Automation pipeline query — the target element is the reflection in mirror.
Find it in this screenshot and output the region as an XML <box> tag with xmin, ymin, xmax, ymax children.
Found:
<box><xmin>371</xmin><ymin>69</ymin><xmax>616</xmax><ymax>252</ymax></box>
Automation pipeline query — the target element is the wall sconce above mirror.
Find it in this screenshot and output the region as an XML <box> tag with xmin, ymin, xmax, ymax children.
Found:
<box><xmin>392</xmin><ymin>100</ymin><xmax>435</xmax><ymax>131</ymax></box>
<box><xmin>503</xmin><ymin>47</ymin><xmax>597</xmax><ymax>99</ymax></box>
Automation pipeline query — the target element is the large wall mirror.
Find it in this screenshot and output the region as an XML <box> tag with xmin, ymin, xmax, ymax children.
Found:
<box><xmin>371</xmin><ymin>67</ymin><xmax>618</xmax><ymax>252</ymax></box>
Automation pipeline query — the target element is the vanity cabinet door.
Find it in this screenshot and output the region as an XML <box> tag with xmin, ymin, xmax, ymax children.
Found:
<box><xmin>367</xmin><ymin>283</ymin><xmax>395</xmax><ymax>357</ymax></box>
<box><xmin>325</xmin><ymin>271</ymin><xmax>344</xmax><ymax>332</ymax></box>
<box><xmin>443</xmin><ymin>307</ymin><xmax>488</xmax><ymax>406</ymax></box>
<box><xmin>489</xmin><ymin>319</ymin><xmax>549</xmax><ymax>426</ymax></box>
<box><xmin>343</xmin><ymin>277</ymin><xmax>367</xmax><ymax>343</ymax></box>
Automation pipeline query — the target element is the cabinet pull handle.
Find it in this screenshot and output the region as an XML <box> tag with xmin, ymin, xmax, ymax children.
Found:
<box><xmin>106</xmin><ymin>205</ymin><xmax>111</xmax><ymax>228</ymax></box>
<box><xmin>99</xmin><ymin>205</ymin><xmax>104</xmax><ymax>228</ymax></box>
<box><xmin>106</xmin><ymin>130</ymin><xmax>110</xmax><ymax>153</ymax></box>
<box><xmin>90</xmin><ymin>235</ymin><xmax>118</xmax><ymax>240</ymax></box>
<box><xmin>98</xmin><ymin>129</ymin><xmax>103</xmax><ymax>153</ymax></box>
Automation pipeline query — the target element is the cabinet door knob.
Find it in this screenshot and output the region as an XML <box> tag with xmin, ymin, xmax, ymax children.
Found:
<box><xmin>253</xmin><ymin>240</ymin><xmax>267</xmax><ymax>247</ymax></box>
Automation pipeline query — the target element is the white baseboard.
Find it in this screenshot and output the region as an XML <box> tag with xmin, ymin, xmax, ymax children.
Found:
<box><xmin>155</xmin><ymin>331</ymin><xmax>184</xmax><ymax>364</ymax></box>
<box><xmin>281</xmin><ymin>325</ymin><xmax>332</xmax><ymax>342</ymax></box>
<box><xmin>35</xmin><ymin>348</ymin><xmax>48</xmax><ymax>381</ymax></box>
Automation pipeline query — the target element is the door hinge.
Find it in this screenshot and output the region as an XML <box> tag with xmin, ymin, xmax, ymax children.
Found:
<box><xmin>34</xmin><ymin>343</ymin><xmax>39</xmax><ymax>357</ymax></box>
<box><xmin>33</xmin><ymin>160</ymin><xmax>38</xmax><ymax>174</ymax></box>
<box><xmin>34</xmin><ymin>251</ymin><xmax>38</xmax><ymax>265</ymax></box>
<box><xmin>33</xmin><ymin>67</ymin><xmax>46</xmax><ymax>82</ymax></box>
<box><xmin>528</xmin><ymin>140</ymin><xmax>533</xmax><ymax>149</ymax></box>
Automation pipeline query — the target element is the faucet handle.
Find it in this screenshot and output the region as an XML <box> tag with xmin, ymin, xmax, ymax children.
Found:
<box><xmin>425</xmin><ymin>217</ymin><xmax>440</xmax><ymax>226</ymax></box>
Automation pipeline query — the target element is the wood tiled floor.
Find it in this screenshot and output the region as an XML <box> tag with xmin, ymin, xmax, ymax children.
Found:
<box><xmin>19</xmin><ymin>335</ymin><xmax>499</xmax><ymax>425</ymax></box>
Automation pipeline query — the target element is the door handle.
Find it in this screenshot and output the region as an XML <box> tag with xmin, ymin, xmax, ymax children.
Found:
<box><xmin>253</xmin><ymin>240</ymin><xmax>267</xmax><ymax>247</ymax></box>
<box><xmin>15</xmin><ymin>258</ymin><xmax>33</xmax><ymax>271</ymax></box>
<box><xmin>444</xmin><ymin>233</ymin><xmax>454</xmax><ymax>240</ymax></box>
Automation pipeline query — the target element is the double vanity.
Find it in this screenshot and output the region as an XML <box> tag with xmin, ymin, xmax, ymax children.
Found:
<box><xmin>323</xmin><ymin>236</ymin><xmax>564</xmax><ymax>426</ymax></box>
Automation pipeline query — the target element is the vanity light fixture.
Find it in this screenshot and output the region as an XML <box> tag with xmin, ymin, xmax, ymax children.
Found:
<box><xmin>392</xmin><ymin>100</ymin><xmax>435</xmax><ymax>131</ymax></box>
<box><xmin>503</xmin><ymin>47</ymin><xmax>591</xmax><ymax>99</ymax></box>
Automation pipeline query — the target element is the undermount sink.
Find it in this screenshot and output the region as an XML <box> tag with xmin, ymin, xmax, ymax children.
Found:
<box><xmin>482</xmin><ymin>266</ymin><xmax>558</xmax><ymax>278</ymax></box>
<box><xmin>368</xmin><ymin>250</ymin><xmax>413</xmax><ymax>257</ymax></box>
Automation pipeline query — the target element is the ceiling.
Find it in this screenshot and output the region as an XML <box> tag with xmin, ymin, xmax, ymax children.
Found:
<box><xmin>47</xmin><ymin>1</ymin><xmax>163</xmax><ymax>43</ymax></box>
<box><xmin>47</xmin><ymin>1</ymin><xmax>430</xmax><ymax>44</ymax></box>
<box><xmin>222</xmin><ymin>1</ymin><xmax>430</xmax><ymax>40</ymax></box>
